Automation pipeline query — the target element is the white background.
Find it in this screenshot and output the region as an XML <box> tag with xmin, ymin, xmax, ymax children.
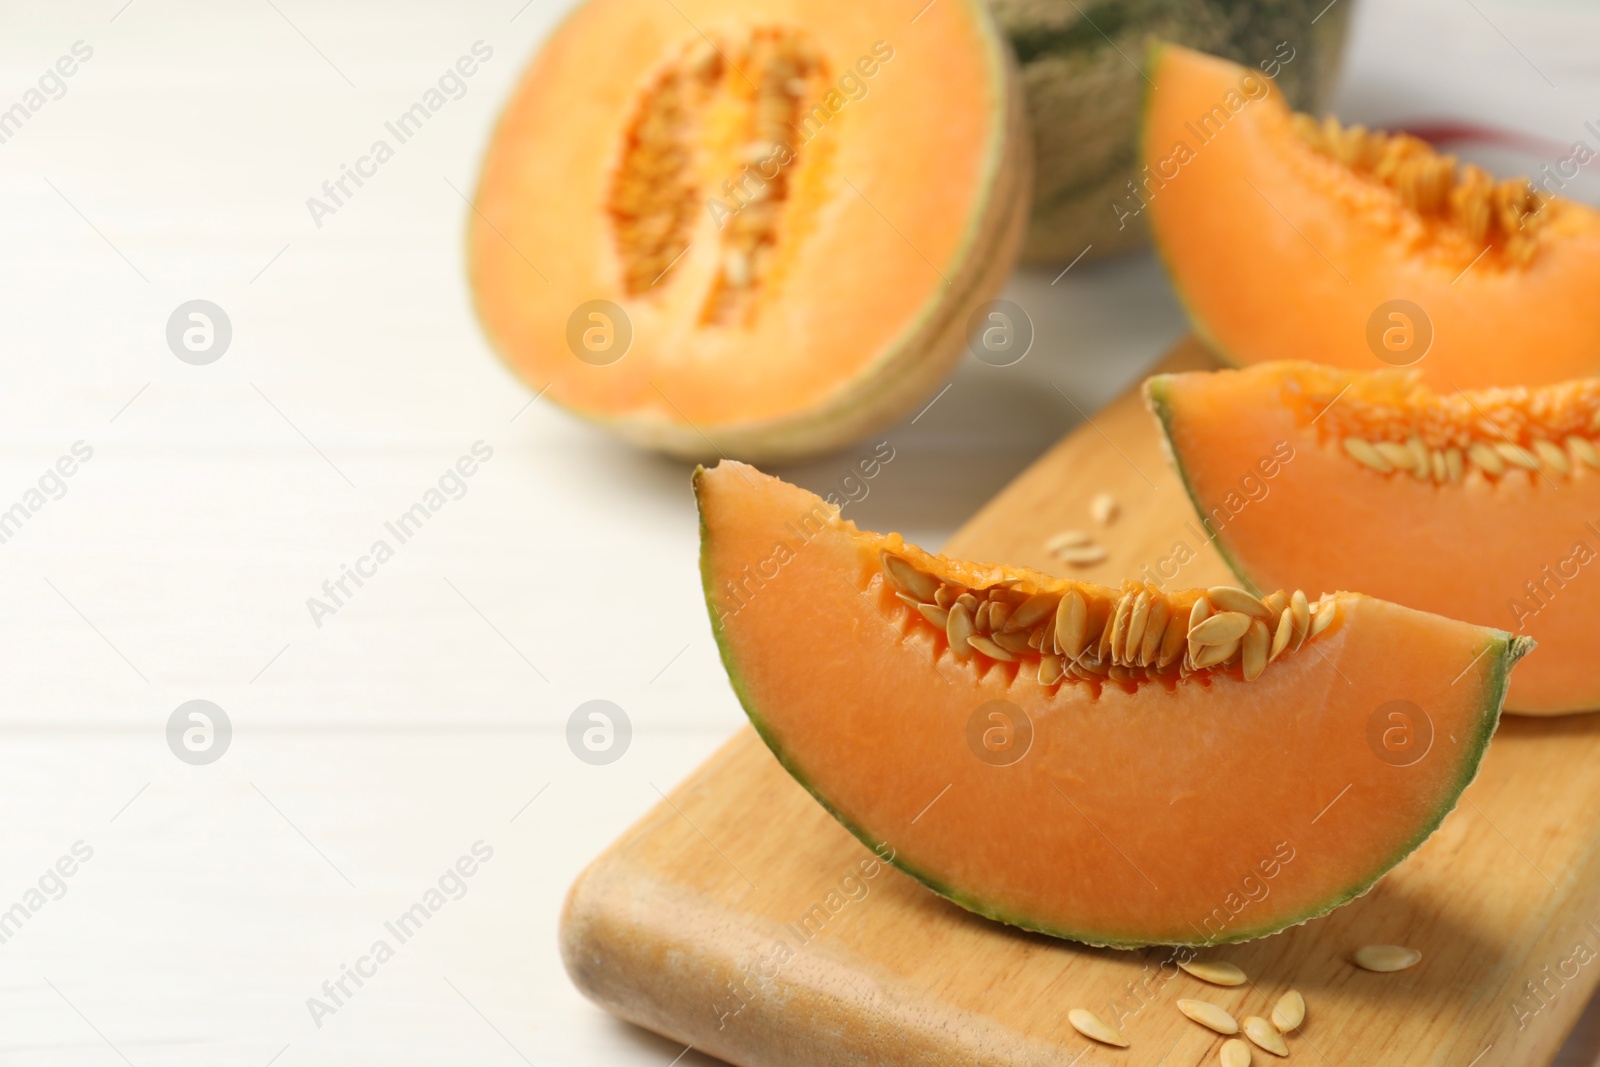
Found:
<box><xmin>1</xmin><ymin>0</ymin><xmax>1597</xmax><ymax>1063</ymax></box>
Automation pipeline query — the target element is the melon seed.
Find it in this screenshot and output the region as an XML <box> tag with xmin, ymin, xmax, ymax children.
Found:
<box><xmin>967</xmin><ymin>633</ymin><xmax>1016</xmax><ymax>663</ymax></box>
<box><xmin>946</xmin><ymin>602</ymin><xmax>974</xmax><ymax>659</ymax></box>
<box><xmin>1468</xmin><ymin>442</ymin><xmax>1505</xmax><ymax>475</ymax></box>
<box><xmin>1262</xmin><ymin>590</ymin><xmax>1288</xmax><ymax>617</ymax></box>
<box><xmin>1445</xmin><ymin>447</ymin><xmax>1465</xmax><ymax>482</ymax></box>
<box><xmin>1157</xmin><ymin>612</ymin><xmax>1190</xmax><ymax>668</ymax></box>
<box><xmin>1374</xmin><ymin>440</ymin><xmax>1414</xmax><ymax>471</ymax></box>
<box><xmin>1189</xmin><ymin>611</ymin><xmax>1253</xmax><ymax>648</ymax></box>
<box><xmin>1089</xmin><ymin>491</ymin><xmax>1118</xmax><ymax>526</ymax></box>
<box><xmin>1495</xmin><ymin>441</ymin><xmax>1540</xmax><ymax>470</ymax></box>
<box><xmin>1534</xmin><ymin>438</ymin><xmax>1570</xmax><ymax>474</ymax></box>
<box><xmin>1289</xmin><ymin>590</ymin><xmax>1310</xmax><ymax>652</ymax></box>
<box><xmin>987</xmin><ymin>599</ymin><xmax>1012</xmax><ymax>631</ymax></box>
<box><xmin>1106</xmin><ymin>593</ymin><xmax>1131</xmax><ymax>662</ymax></box>
<box><xmin>1037</xmin><ymin>654</ymin><xmax>1065</xmax><ymax>686</ymax></box>
<box><xmin>1140</xmin><ymin>596</ymin><xmax>1172</xmax><ymax>666</ymax></box>
<box><xmin>1269</xmin><ymin>607</ymin><xmax>1292</xmax><ymax>662</ymax></box>
<box><xmin>1208</xmin><ymin>586</ymin><xmax>1274</xmax><ymax>620</ymax></box>
<box><xmin>1122</xmin><ymin>590</ymin><xmax>1151</xmax><ymax>664</ymax></box>
<box><xmin>1177</xmin><ymin>998</ymin><xmax>1239</xmax><ymax>1035</ymax></box>
<box><xmin>1271</xmin><ymin>990</ymin><xmax>1304</xmax><ymax>1032</ymax></box>
<box><xmin>1406</xmin><ymin>436</ymin><xmax>1430</xmax><ymax>478</ymax></box>
<box><xmin>1192</xmin><ymin>637</ymin><xmax>1241</xmax><ymax>670</ymax></box>
<box><xmin>1241</xmin><ymin>619</ymin><xmax>1269</xmax><ymax>681</ymax></box>
<box><xmin>1068</xmin><ymin>1008</ymin><xmax>1127</xmax><ymax>1048</ymax></box>
<box><xmin>1055</xmin><ymin>590</ymin><xmax>1089</xmax><ymax>658</ymax></box>
<box><xmin>1007</xmin><ymin>592</ymin><xmax>1059</xmax><ymax>631</ymax></box>
<box><xmin>1242</xmin><ymin>1016</ymin><xmax>1287</xmax><ymax>1057</ymax></box>
<box><xmin>1344</xmin><ymin>437</ymin><xmax>1392</xmax><ymax>472</ymax></box>
<box><xmin>916</xmin><ymin>602</ymin><xmax>950</xmax><ymax>629</ymax></box>
<box><xmin>1220</xmin><ymin>1038</ymin><xmax>1252</xmax><ymax>1067</ymax></box>
<box><xmin>1353</xmin><ymin>944</ymin><xmax>1421</xmax><ymax>972</ymax></box>
<box><xmin>1178</xmin><ymin>959</ymin><xmax>1247</xmax><ymax>986</ymax></box>
<box><xmin>1046</xmin><ymin>529</ymin><xmax>1092</xmax><ymax>552</ymax></box>
<box><xmin>1570</xmin><ymin>436</ymin><xmax>1600</xmax><ymax>468</ymax></box>
<box><xmin>882</xmin><ymin>553</ymin><xmax>938</xmax><ymax>602</ymax></box>
<box><xmin>1096</xmin><ymin>603</ymin><xmax>1116</xmax><ymax>661</ymax></box>
<box><xmin>1430</xmin><ymin>448</ymin><xmax>1447</xmax><ymax>482</ymax></box>
<box><xmin>1310</xmin><ymin>601</ymin><xmax>1339</xmax><ymax>637</ymax></box>
<box><xmin>1056</xmin><ymin>543</ymin><xmax>1109</xmax><ymax>566</ymax></box>
<box><xmin>992</xmin><ymin>630</ymin><xmax>1033</xmax><ymax>655</ymax></box>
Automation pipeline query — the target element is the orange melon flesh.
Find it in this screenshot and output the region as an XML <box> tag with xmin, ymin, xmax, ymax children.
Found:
<box><xmin>470</xmin><ymin>0</ymin><xmax>1026</xmax><ymax>461</ymax></box>
<box><xmin>1143</xmin><ymin>44</ymin><xmax>1600</xmax><ymax>389</ymax></box>
<box><xmin>1148</xmin><ymin>361</ymin><xmax>1596</xmax><ymax>715</ymax></box>
<box><xmin>697</xmin><ymin>461</ymin><xmax>1527</xmax><ymax>946</ymax></box>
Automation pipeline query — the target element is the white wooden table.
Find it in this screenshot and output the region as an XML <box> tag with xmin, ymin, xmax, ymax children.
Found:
<box><xmin>1</xmin><ymin>1</ymin><xmax>1596</xmax><ymax>1063</ymax></box>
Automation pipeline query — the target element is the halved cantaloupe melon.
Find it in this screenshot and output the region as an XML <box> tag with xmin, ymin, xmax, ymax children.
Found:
<box><xmin>1142</xmin><ymin>44</ymin><xmax>1600</xmax><ymax>389</ymax></box>
<box><xmin>697</xmin><ymin>461</ymin><xmax>1530</xmax><ymax>946</ymax></box>
<box><xmin>470</xmin><ymin>0</ymin><xmax>1028</xmax><ymax>462</ymax></box>
<box><xmin>1148</xmin><ymin>360</ymin><xmax>1596</xmax><ymax>715</ymax></box>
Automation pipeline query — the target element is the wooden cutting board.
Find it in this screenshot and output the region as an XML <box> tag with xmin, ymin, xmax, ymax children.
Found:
<box><xmin>561</xmin><ymin>339</ymin><xmax>1600</xmax><ymax>1066</ymax></box>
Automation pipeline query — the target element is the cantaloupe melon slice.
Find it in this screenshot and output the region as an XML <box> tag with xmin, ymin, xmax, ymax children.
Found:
<box><xmin>1148</xmin><ymin>360</ymin><xmax>1595</xmax><ymax>715</ymax></box>
<box><xmin>469</xmin><ymin>0</ymin><xmax>1028</xmax><ymax>462</ymax></box>
<box><xmin>1142</xmin><ymin>43</ymin><xmax>1600</xmax><ymax>389</ymax></box>
<box><xmin>697</xmin><ymin>461</ymin><xmax>1531</xmax><ymax>946</ymax></box>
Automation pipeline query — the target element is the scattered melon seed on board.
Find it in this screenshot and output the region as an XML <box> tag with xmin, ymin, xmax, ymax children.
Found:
<box><xmin>1045</xmin><ymin>529</ymin><xmax>1092</xmax><ymax>553</ymax></box>
<box><xmin>1179</xmin><ymin>959</ymin><xmax>1247</xmax><ymax>986</ymax></box>
<box><xmin>1089</xmin><ymin>491</ymin><xmax>1118</xmax><ymax>526</ymax></box>
<box><xmin>1354</xmin><ymin>944</ymin><xmax>1422</xmax><ymax>972</ymax></box>
<box><xmin>1220</xmin><ymin>1037</ymin><xmax>1253</xmax><ymax>1067</ymax></box>
<box><xmin>1271</xmin><ymin>990</ymin><xmax>1304</xmax><ymax>1032</ymax></box>
<box><xmin>1177</xmin><ymin>998</ymin><xmax>1238</xmax><ymax>1034</ymax></box>
<box><xmin>1055</xmin><ymin>542</ymin><xmax>1109</xmax><ymax>566</ymax></box>
<box><xmin>1068</xmin><ymin>1007</ymin><xmax>1128</xmax><ymax>1047</ymax></box>
<box><xmin>1242</xmin><ymin>1016</ymin><xmax>1288</xmax><ymax>1057</ymax></box>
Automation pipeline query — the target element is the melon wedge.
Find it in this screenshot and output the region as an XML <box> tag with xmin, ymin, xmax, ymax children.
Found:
<box><xmin>697</xmin><ymin>461</ymin><xmax>1530</xmax><ymax>946</ymax></box>
<box><xmin>1142</xmin><ymin>43</ymin><xmax>1600</xmax><ymax>389</ymax></box>
<box><xmin>1148</xmin><ymin>360</ymin><xmax>1594</xmax><ymax>715</ymax></box>
<box><xmin>469</xmin><ymin>0</ymin><xmax>1028</xmax><ymax>462</ymax></box>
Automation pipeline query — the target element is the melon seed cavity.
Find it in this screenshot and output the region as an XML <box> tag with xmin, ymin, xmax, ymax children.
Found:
<box><xmin>1299</xmin><ymin>373</ymin><xmax>1600</xmax><ymax>485</ymax></box>
<box><xmin>606</xmin><ymin>29</ymin><xmax>828</xmax><ymax>323</ymax></box>
<box><xmin>1293</xmin><ymin>112</ymin><xmax>1546</xmax><ymax>265</ymax></box>
<box><xmin>880</xmin><ymin>550</ymin><xmax>1340</xmax><ymax>687</ymax></box>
